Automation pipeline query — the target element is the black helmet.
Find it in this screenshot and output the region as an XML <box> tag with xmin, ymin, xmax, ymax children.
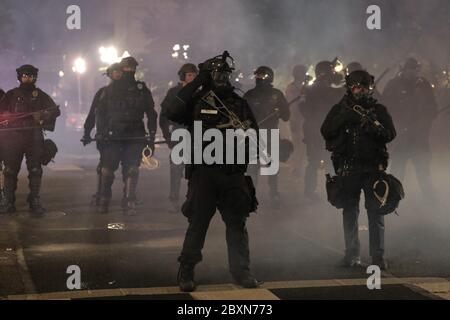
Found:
<box><xmin>368</xmin><ymin>173</ymin><xmax>405</xmax><ymax>215</ymax></box>
<box><xmin>254</xmin><ymin>66</ymin><xmax>274</xmax><ymax>83</ymax></box>
<box><xmin>292</xmin><ymin>64</ymin><xmax>307</xmax><ymax>81</ymax></box>
<box><xmin>120</xmin><ymin>56</ymin><xmax>139</xmax><ymax>69</ymax></box>
<box><xmin>402</xmin><ymin>57</ymin><xmax>421</xmax><ymax>71</ymax></box>
<box><xmin>16</xmin><ymin>64</ymin><xmax>39</xmax><ymax>81</ymax></box>
<box><xmin>178</xmin><ymin>63</ymin><xmax>198</xmax><ymax>81</ymax></box>
<box><xmin>279</xmin><ymin>139</ymin><xmax>294</xmax><ymax>163</ymax></box>
<box><xmin>199</xmin><ymin>51</ymin><xmax>235</xmax><ymax>73</ymax></box>
<box><xmin>345</xmin><ymin>70</ymin><xmax>374</xmax><ymax>89</ymax></box>
<box><xmin>41</xmin><ymin>139</ymin><xmax>58</xmax><ymax>165</ymax></box>
<box><xmin>346</xmin><ymin>62</ymin><xmax>364</xmax><ymax>75</ymax></box>
<box><xmin>315</xmin><ymin>61</ymin><xmax>334</xmax><ymax>77</ymax></box>
<box><xmin>106</xmin><ymin>63</ymin><xmax>122</xmax><ymax>77</ymax></box>
<box><xmin>199</xmin><ymin>51</ymin><xmax>235</xmax><ymax>87</ymax></box>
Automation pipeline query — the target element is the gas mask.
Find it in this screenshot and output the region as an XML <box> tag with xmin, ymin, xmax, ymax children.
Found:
<box><xmin>199</xmin><ymin>51</ymin><xmax>235</xmax><ymax>91</ymax></box>
<box><xmin>350</xmin><ymin>84</ymin><xmax>374</xmax><ymax>104</ymax></box>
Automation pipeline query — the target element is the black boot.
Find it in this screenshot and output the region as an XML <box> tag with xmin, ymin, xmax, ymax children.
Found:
<box><xmin>28</xmin><ymin>168</ymin><xmax>45</xmax><ymax>217</ymax></box>
<box><xmin>0</xmin><ymin>195</ymin><xmax>16</xmax><ymax>214</ymax></box>
<box><xmin>372</xmin><ymin>256</ymin><xmax>388</xmax><ymax>270</ymax></box>
<box><xmin>123</xmin><ymin>168</ymin><xmax>139</xmax><ymax>216</ymax></box>
<box><xmin>28</xmin><ymin>196</ymin><xmax>46</xmax><ymax>217</ymax></box>
<box><xmin>1</xmin><ymin>168</ymin><xmax>17</xmax><ymax>214</ymax></box>
<box><xmin>97</xmin><ymin>168</ymin><xmax>114</xmax><ymax>214</ymax></box>
<box><xmin>232</xmin><ymin>270</ymin><xmax>262</xmax><ymax>288</ymax></box>
<box><xmin>90</xmin><ymin>167</ymin><xmax>103</xmax><ymax>207</ymax></box>
<box><xmin>177</xmin><ymin>264</ymin><xmax>196</xmax><ymax>292</ymax></box>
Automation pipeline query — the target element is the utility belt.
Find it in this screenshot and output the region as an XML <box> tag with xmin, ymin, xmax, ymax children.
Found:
<box><xmin>333</xmin><ymin>155</ymin><xmax>382</xmax><ymax>176</ymax></box>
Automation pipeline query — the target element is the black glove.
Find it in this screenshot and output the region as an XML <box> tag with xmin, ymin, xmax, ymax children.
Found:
<box><xmin>81</xmin><ymin>133</ymin><xmax>92</xmax><ymax>146</ymax></box>
<box><xmin>194</xmin><ymin>68</ymin><xmax>211</xmax><ymax>86</ymax></box>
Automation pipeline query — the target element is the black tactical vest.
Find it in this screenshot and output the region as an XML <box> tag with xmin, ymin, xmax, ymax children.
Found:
<box><xmin>99</xmin><ymin>82</ymin><xmax>147</xmax><ymax>137</ymax></box>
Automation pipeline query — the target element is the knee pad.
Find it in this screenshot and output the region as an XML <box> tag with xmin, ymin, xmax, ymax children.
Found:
<box><xmin>126</xmin><ymin>166</ymin><xmax>139</xmax><ymax>179</ymax></box>
<box><xmin>29</xmin><ymin>166</ymin><xmax>43</xmax><ymax>178</ymax></box>
<box><xmin>100</xmin><ymin>167</ymin><xmax>114</xmax><ymax>179</ymax></box>
<box><xmin>3</xmin><ymin>166</ymin><xmax>19</xmax><ymax>179</ymax></box>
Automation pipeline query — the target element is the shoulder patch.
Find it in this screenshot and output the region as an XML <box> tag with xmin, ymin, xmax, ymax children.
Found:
<box><xmin>32</xmin><ymin>90</ymin><xmax>39</xmax><ymax>98</ymax></box>
<box><xmin>137</xmin><ymin>83</ymin><xmax>144</xmax><ymax>90</ymax></box>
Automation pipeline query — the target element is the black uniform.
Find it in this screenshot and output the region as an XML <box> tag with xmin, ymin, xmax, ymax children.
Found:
<box><xmin>382</xmin><ymin>75</ymin><xmax>437</xmax><ymax>200</ymax></box>
<box><xmin>84</xmin><ymin>85</ymin><xmax>107</xmax><ymax>205</ymax></box>
<box><xmin>165</xmin><ymin>67</ymin><xmax>259</xmax><ymax>289</ymax></box>
<box><xmin>160</xmin><ymin>84</ymin><xmax>186</xmax><ymax>206</ymax></box>
<box><xmin>244</xmin><ymin>83</ymin><xmax>289</xmax><ymax>201</ymax></box>
<box><xmin>321</xmin><ymin>93</ymin><xmax>396</xmax><ymax>265</ymax></box>
<box><xmin>95</xmin><ymin>77</ymin><xmax>157</xmax><ymax>213</ymax></box>
<box><xmin>299</xmin><ymin>80</ymin><xmax>343</xmax><ymax>200</ymax></box>
<box><xmin>0</xmin><ymin>84</ymin><xmax>59</xmax><ymax>213</ymax></box>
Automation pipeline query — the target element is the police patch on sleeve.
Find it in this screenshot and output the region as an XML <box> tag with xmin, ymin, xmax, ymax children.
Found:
<box><xmin>32</xmin><ymin>90</ymin><xmax>39</xmax><ymax>98</ymax></box>
<box><xmin>137</xmin><ymin>83</ymin><xmax>144</xmax><ymax>90</ymax></box>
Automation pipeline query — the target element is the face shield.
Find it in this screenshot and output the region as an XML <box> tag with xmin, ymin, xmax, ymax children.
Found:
<box><xmin>211</xmin><ymin>69</ymin><xmax>232</xmax><ymax>87</ymax></box>
<box><xmin>351</xmin><ymin>84</ymin><xmax>373</xmax><ymax>100</ymax></box>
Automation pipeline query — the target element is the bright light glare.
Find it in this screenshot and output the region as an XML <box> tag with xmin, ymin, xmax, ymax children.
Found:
<box><xmin>72</xmin><ymin>57</ymin><xmax>87</xmax><ymax>74</ymax></box>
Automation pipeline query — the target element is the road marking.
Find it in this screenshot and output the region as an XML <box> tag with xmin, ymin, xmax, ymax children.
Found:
<box><xmin>47</xmin><ymin>164</ymin><xmax>84</xmax><ymax>171</ymax></box>
<box><xmin>8</xmin><ymin>220</ymin><xmax>37</xmax><ymax>294</ymax></box>
<box><xmin>4</xmin><ymin>277</ymin><xmax>448</xmax><ymax>300</ymax></box>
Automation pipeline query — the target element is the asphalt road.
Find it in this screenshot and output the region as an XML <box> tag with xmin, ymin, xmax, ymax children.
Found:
<box><xmin>1</xmin><ymin>146</ymin><xmax>450</xmax><ymax>300</ymax></box>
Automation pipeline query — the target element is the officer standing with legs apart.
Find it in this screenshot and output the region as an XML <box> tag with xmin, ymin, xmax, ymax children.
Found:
<box><xmin>300</xmin><ymin>61</ymin><xmax>344</xmax><ymax>202</ymax></box>
<box><xmin>0</xmin><ymin>65</ymin><xmax>60</xmax><ymax>216</ymax></box>
<box><xmin>83</xmin><ymin>63</ymin><xmax>123</xmax><ymax>206</ymax></box>
<box><xmin>92</xmin><ymin>57</ymin><xmax>157</xmax><ymax>215</ymax></box>
<box><xmin>165</xmin><ymin>52</ymin><xmax>261</xmax><ymax>292</ymax></box>
<box><xmin>321</xmin><ymin>70</ymin><xmax>396</xmax><ymax>269</ymax></box>
<box><xmin>382</xmin><ymin>58</ymin><xmax>438</xmax><ymax>203</ymax></box>
<box><xmin>160</xmin><ymin>63</ymin><xmax>198</xmax><ymax>212</ymax></box>
<box><xmin>244</xmin><ymin>66</ymin><xmax>289</xmax><ymax>208</ymax></box>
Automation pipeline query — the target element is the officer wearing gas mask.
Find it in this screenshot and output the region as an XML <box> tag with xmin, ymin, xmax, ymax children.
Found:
<box><xmin>299</xmin><ymin>61</ymin><xmax>344</xmax><ymax>202</ymax></box>
<box><xmin>90</xmin><ymin>56</ymin><xmax>157</xmax><ymax>215</ymax></box>
<box><xmin>0</xmin><ymin>65</ymin><xmax>60</xmax><ymax>216</ymax></box>
<box><xmin>382</xmin><ymin>58</ymin><xmax>438</xmax><ymax>203</ymax></box>
<box><xmin>83</xmin><ymin>63</ymin><xmax>123</xmax><ymax>206</ymax></box>
<box><xmin>321</xmin><ymin>70</ymin><xmax>396</xmax><ymax>270</ymax></box>
<box><xmin>244</xmin><ymin>66</ymin><xmax>289</xmax><ymax>208</ymax></box>
<box><xmin>160</xmin><ymin>63</ymin><xmax>198</xmax><ymax>212</ymax></box>
<box><xmin>165</xmin><ymin>52</ymin><xmax>261</xmax><ymax>292</ymax></box>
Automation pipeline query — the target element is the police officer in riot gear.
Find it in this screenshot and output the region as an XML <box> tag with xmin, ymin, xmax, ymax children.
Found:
<box><xmin>382</xmin><ymin>58</ymin><xmax>438</xmax><ymax>202</ymax></box>
<box><xmin>299</xmin><ymin>61</ymin><xmax>344</xmax><ymax>202</ymax></box>
<box><xmin>88</xmin><ymin>57</ymin><xmax>157</xmax><ymax>215</ymax></box>
<box><xmin>83</xmin><ymin>63</ymin><xmax>123</xmax><ymax>206</ymax></box>
<box><xmin>244</xmin><ymin>66</ymin><xmax>289</xmax><ymax>207</ymax></box>
<box><xmin>321</xmin><ymin>70</ymin><xmax>396</xmax><ymax>269</ymax></box>
<box><xmin>165</xmin><ymin>52</ymin><xmax>261</xmax><ymax>292</ymax></box>
<box><xmin>0</xmin><ymin>65</ymin><xmax>60</xmax><ymax>216</ymax></box>
<box><xmin>160</xmin><ymin>63</ymin><xmax>198</xmax><ymax>212</ymax></box>
<box><xmin>285</xmin><ymin>64</ymin><xmax>308</xmax><ymax>178</ymax></box>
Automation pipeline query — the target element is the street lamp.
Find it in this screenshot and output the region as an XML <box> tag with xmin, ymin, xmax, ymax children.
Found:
<box><xmin>72</xmin><ymin>57</ymin><xmax>87</xmax><ymax>74</ymax></box>
<box><xmin>72</xmin><ymin>57</ymin><xmax>87</xmax><ymax>113</ymax></box>
<box><xmin>99</xmin><ymin>46</ymin><xmax>131</xmax><ymax>65</ymax></box>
